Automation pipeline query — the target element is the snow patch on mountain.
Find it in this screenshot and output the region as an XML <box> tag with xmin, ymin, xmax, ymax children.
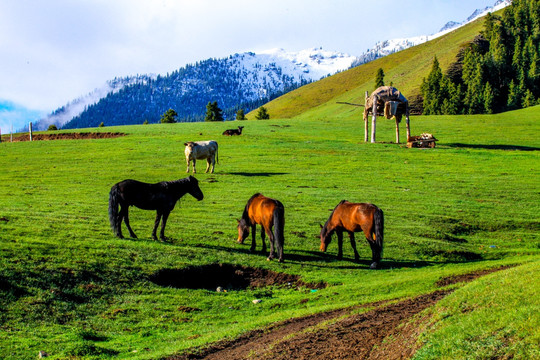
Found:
<box><xmin>352</xmin><ymin>0</ymin><xmax>512</xmax><ymax>67</ymax></box>
<box><xmin>39</xmin><ymin>48</ymin><xmax>357</xmax><ymax>129</ymax></box>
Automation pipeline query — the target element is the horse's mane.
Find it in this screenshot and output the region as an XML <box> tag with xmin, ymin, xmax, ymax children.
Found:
<box><xmin>158</xmin><ymin>177</ymin><xmax>194</xmax><ymax>192</ymax></box>
<box><xmin>322</xmin><ymin>200</ymin><xmax>348</xmax><ymax>235</ymax></box>
<box><xmin>242</xmin><ymin>193</ymin><xmax>262</xmax><ymax>225</ymax></box>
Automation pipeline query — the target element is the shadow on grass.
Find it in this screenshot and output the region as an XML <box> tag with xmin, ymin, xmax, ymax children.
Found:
<box><xmin>189</xmin><ymin>243</ymin><xmax>450</xmax><ymax>270</ymax></box>
<box><xmin>226</xmin><ymin>172</ymin><xmax>288</xmax><ymax>177</ymax></box>
<box><xmin>446</xmin><ymin>143</ymin><xmax>540</xmax><ymax>151</ymax></box>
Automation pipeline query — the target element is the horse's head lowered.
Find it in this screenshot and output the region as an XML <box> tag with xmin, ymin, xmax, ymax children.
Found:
<box><xmin>187</xmin><ymin>175</ymin><xmax>204</xmax><ymax>201</ymax></box>
<box><xmin>237</xmin><ymin>218</ymin><xmax>250</xmax><ymax>243</ymax></box>
<box><xmin>319</xmin><ymin>223</ymin><xmax>333</xmax><ymax>252</ymax></box>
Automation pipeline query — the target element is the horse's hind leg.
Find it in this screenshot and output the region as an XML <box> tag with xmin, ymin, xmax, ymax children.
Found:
<box><xmin>152</xmin><ymin>211</ymin><xmax>162</xmax><ymax>241</ymax></box>
<box><xmin>266</xmin><ymin>226</ymin><xmax>275</xmax><ymax>261</ymax></box>
<box><xmin>348</xmin><ymin>232</ymin><xmax>360</xmax><ymax>262</ymax></box>
<box><xmin>363</xmin><ymin>227</ymin><xmax>379</xmax><ymax>269</ymax></box>
<box><xmin>366</xmin><ymin>237</ymin><xmax>381</xmax><ymax>269</ymax></box>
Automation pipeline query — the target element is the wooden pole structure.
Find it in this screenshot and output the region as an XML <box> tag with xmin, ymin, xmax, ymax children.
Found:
<box><xmin>364</xmin><ymin>91</ymin><xmax>369</xmax><ymax>142</ymax></box>
<box><xmin>395</xmin><ymin>118</ymin><xmax>400</xmax><ymax>143</ymax></box>
<box><xmin>405</xmin><ymin>102</ymin><xmax>411</xmax><ymax>141</ymax></box>
<box><xmin>370</xmin><ymin>95</ymin><xmax>377</xmax><ymax>143</ymax></box>
<box><xmin>29</xmin><ymin>122</ymin><xmax>33</xmax><ymax>141</ymax></box>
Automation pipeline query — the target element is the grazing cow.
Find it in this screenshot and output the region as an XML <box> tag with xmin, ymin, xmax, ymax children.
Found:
<box><xmin>222</xmin><ymin>126</ymin><xmax>244</xmax><ymax>136</ymax></box>
<box><xmin>184</xmin><ymin>140</ymin><xmax>218</xmax><ymax>174</ymax></box>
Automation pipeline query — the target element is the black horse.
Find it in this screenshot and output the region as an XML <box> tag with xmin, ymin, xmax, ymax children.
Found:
<box><xmin>109</xmin><ymin>176</ymin><xmax>204</xmax><ymax>241</ymax></box>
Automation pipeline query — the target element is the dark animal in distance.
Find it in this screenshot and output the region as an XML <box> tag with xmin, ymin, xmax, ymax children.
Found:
<box><xmin>320</xmin><ymin>200</ymin><xmax>384</xmax><ymax>269</ymax></box>
<box><xmin>184</xmin><ymin>140</ymin><xmax>218</xmax><ymax>173</ymax></box>
<box><xmin>237</xmin><ymin>193</ymin><xmax>285</xmax><ymax>262</ymax></box>
<box><xmin>222</xmin><ymin>126</ymin><xmax>244</xmax><ymax>136</ymax></box>
<box><xmin>109</xmin><ymin>176</ymin><xmax>204</xmax><ymax>241</ymax></box>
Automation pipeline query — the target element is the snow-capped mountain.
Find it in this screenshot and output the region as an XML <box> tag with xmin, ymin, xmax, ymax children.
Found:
<box><xmin>352</xmin><ymin>0</ymin><xmax>512</xmax><ymax>67</ymax></box>
<box><xmin>39</xmin><ymin>0</ymin><xmax>511</xmax><ymax>130</ymax></box>
<box><xmin>60</xmin><ymin>48</ymin><xmax>358</xmax><ymax>128</ymax></box>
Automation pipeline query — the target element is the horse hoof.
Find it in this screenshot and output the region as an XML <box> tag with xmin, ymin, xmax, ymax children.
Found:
<box><xmin>266</xmin><ymin>257</ymin><xmax>273</xmax><ymax>261</ymax></box>
<box><xmin>370</xmin><ymin>262</ymin><xmax>378</xmax><ymax>269</ymax></box>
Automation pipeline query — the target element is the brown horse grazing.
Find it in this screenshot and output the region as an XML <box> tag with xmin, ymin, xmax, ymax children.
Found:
<box><xmin>320</xmin><ymin>200</ymin><xmax>384</xmax><ymax>269</ymax></box>
<box><xmin>237</xmin><ymin>193</ymin><xmax>285</xmax><ymax>262</ymax></box>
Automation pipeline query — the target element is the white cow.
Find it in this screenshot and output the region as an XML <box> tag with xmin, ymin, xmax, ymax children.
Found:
<box><xmin>184</xmin><ymin>140</ymin><xmax>219</xmax><ymax>174</ymax></box>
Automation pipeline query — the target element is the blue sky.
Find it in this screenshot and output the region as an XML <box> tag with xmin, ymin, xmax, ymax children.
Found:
<box><xmin>0</xmin><ymin>0</ymin><xmax>501</xmax><ymax>133</ymax></box>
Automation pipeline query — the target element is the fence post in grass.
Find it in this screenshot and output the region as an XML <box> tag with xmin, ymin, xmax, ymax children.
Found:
<box><xmin>364</xmin><ymin>91</ymin><xmax>369</xmax><ymax>142</ymax></box>
<box><xmin>29</xmin><ymin>122</ymin><xmax>33</xmax><ymax>141</ymax></box>
<box><xmin>371</xmin><ymin>95</ymin><xmax>377</xmax><ymax>143</ymax></box>
<box><xmin>0</xmin><ymin>128</ymin><xmax>2</xmax><ymax>143</ymax></box>
<box><xmin>395</xmin><ymin>118</ymin><xmax>400</xmax><ymax>143</ymax></box>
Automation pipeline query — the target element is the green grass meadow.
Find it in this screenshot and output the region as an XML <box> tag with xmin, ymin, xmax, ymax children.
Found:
<box><xmin>1</xmin><ymin>106</ymin><xmax>539</xmax><ymax>359</ymax></box>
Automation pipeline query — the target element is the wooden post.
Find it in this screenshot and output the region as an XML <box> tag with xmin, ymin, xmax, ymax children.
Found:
<box><xmin>406</xmin><ymin>115</ymin><xmax>411</xmax><ymax>141</ymax></box>
<box><xmin>364</xmin><ymin>117</ymin><xmax>369</xmax><ymax>142</ymax></box>
<box><xmin>371</xmin><ymin>95</ymin><xmax>377</xmax><ymax>143</ymax></box>
<box><xmin>29</xmin><ymin>122</ymin><xmax>33</xmax><ymax>141</ymax></box>
<box><xmin>364</xmin><ymin>91</ymin><xmax>369</xmax><ymax>142</ymax></box>
<box><xmin>395</xmin><ymin>118</ymin><xmax>400</xmax><ymax>143</ymax></box>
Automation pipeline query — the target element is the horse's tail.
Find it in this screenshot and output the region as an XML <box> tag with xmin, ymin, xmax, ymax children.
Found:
<box><xmin>273</xmin><ymin>201</ymin><xmax>285</xmax><ymax>262</ymax></box>
<box><xmin>215</xmin><ymin>143</ymin><xmax>219</xmax><ymax>164</ymax></box>
<box><xmin>108</xmin><ymin>184</ymin><xmax>120</xmax><ymax>237</ymax></box>
<box><xmin>373</xmin><ymin>206</ymin><xmax>384</xmax><ymax>261</ymax></box>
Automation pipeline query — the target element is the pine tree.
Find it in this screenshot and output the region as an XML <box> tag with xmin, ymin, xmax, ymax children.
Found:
<box><xmin>204</xmin><ymin>101</ymin><xmax>224</xmax><ymax>122</ymax></box>
<box><xmin>507</xmin><ymin>80</ymin><xmax>520</xmax><ymax>109</ymax></box>
<box><xmin>483</xmin><ymin>82</ymin><xmax>495</xmax><ymax>114</ymax></box>
<box><xmin>236</xmin><ymin>109</ymin><xmax>246</xmax><ymax>120</ymax></box>
<box><xmin>374</xmin><ymin>68</ymin><xmax>385</xmax><ymax>89</ymax></box>
<box><xmin>522</xmin><ymin>89</ymin><xmax>535</xmax><ymax>108</ymax></box>
<box><xmin>421</xmin><ymin>57</ymin><xmax>444</xmax><ymax>114</ymax></box>
<box><xmin>255</xmin><ymin>106</ymin><xmax>270</xmax><ymax>120</ymax></box>
<box><xmin>160</xmin><ymin>109</ymin><xmax>178</xmax><ymax>123</ymax></box>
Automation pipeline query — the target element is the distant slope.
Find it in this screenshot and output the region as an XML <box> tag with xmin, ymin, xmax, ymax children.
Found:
<box><xmin>254</xmin><ymin>15</ymin><xmax>488</xmax><ymax>120</ymax></box>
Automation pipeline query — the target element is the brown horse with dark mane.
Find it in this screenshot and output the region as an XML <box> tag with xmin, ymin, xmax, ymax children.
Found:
<box><xmin>320</xmin><ymin>200</ymin><xmax>384</xmax><ymax>269</ymax></box>
<box><xmin>237</xmin><ymin>193</ymin><xmax>285</xmax><ymax>262</ymax></box>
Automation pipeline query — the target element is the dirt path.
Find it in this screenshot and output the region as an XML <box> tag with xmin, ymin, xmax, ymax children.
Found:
<box><xmin>6</xmin><ymin>132</ymin><xmax>125</xmax><ymax>142</ymax></box>
<box><xmin>170</xmin><ymin>266</ymin><xmax>512</xmax><ymax>360</ymax></box>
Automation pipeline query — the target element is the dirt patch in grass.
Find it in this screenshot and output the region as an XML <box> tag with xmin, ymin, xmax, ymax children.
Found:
<box><xmin>169</xmin><ymin>266</ymin><xmax>512</xmax><ymax>360</ymax></box>
<box><xmin>435</xmin><ymin>265</ymin><xmax>515</xmax><ymax>287</ymax></box>
<box><xmin>7</xmin><ymin>132</ymin><xmax>125</xmax><ymax>142</ymax></box>
<box><xmin>149</xmin><ymin>263</ymin><xmax>327</xmax><ymax>291</ymax></box>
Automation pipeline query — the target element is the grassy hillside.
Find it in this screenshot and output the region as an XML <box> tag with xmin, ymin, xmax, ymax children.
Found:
<box><xmin>0</xmin><ymin>105</ymin><xmax>539</xmax><ymax>359</ymax></box>
<box><xmin>250</xmin><ymin>15</ymin><xmax>486</xmax><ymax>120</ymax></box>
